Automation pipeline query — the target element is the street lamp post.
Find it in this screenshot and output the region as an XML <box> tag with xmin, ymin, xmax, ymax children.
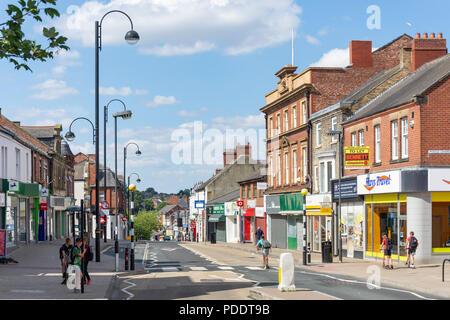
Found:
<box><xmin>301</xmin><ymin>188</ymin><xmax>308</xmax><ymax>265</ymax></box>
<box><xmin>327</xmin><ymin>129</ymin><xmax>343</xmax><ymax>263</ymax></box>
<box><xmin>129</xmin><ymin>183</ymin><xmax>137</xmax><ymax>270</ymax></box>
<box><xmin>95</xmin><ymin>9</ymin><xmax>139</xmax><ymax>263</ymax></box>
<box><xmin>112</xmin><ymin>109</ymin><xmax>133</xmax><ymax>272</ymax></box>
<box><xmin>124</xmin><ymin>143</ymin><xmax>142</xmax><ymax>220</ymax></box>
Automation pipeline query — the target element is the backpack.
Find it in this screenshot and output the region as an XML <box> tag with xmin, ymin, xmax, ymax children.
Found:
<box><xmin>262</xmin><ymin>240</ymin><xmax>271</xmax><ymax>249</ymax></box>
<box><xmin>410</xmin><ymin>237</ymin><xmax>418</xmax><ymax>249</ymax></box>
<box><xmin>385</xmin><ymin>238</ymin><xmax>392</xmax><ymax>251</ymax></box>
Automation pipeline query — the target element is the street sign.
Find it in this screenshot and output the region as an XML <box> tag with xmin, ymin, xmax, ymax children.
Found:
<box><xmin>39</xmin><ymin>203</ymin><xmax>48</xmax><ymax>211</ymax></box>
<box><xmin>100</xmin><ymin>201</ymin><xmax>109</xmax><ymax>210</ymax></box>
<box><xmin>194</xmin><ymin>200</ymin><xmax>205</xmax><ymax>208</ymax></box>
<box><xmin>100</xmin><ymin>215</ymin><xmax>106</xmax><ymax>224</ymax></box>
<box><xmin>237</xmin><ymin>200</ymin><xmax>244</xmax><ymax>207</ymax></box>
<box><xmin>101</xmin><ymin>209</ymin><xmax>110</xmax><ymax>215</ymax></box>
<box><xmin>9</xmin><ymin>181</ymin><xmax>19</xmax><ymax>192</ymax></box>
<box><xmin>40</xmin><ymin>188</ymin><xmax>49</xmax><ymax>197</ymax></box>
<box><xmin>344</xmin><ymin>146</ymin><xmax>370</xmax><ymax>169</ymax></box>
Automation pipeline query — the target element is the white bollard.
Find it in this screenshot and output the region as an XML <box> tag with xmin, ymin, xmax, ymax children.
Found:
<box><xmin>278</xmin><ymin>252</ymin><xmax>296</xmax><ymax>292</ymax></box>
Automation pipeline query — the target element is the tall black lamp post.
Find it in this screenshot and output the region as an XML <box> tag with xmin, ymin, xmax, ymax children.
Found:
<box><xmin>124</xmin><ymin>143</ymin><xmax>142</xmax><ymax>217</ymax></box>
<box><xmin>95</xmin><ymin>9</ymin><xmax>140</xmax><ymax>262</ymax></box>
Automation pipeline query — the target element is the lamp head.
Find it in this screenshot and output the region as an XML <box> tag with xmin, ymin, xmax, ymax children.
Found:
<box><xmin>65</xmin><ymin>131</ymin><xmax>76</xmax><ymax>142</ymax></box>
<box><xmin>129</xmin><ymin>184</ymin><xmax>137</xmax><ymax>192</ymax></box>
<box><xmin>136</xmin><ymin>150</ymin><xmax>142</xmax><ymax>156</ymax></box>
<box><xmin>301</xmin><ymin>188</ymin><xmax>309</xmax><ymax>196</ymax></box>
<box><xmin>136</xmin><ymin>178</ymin><xmax>141</xmax><ymax>183</ymax></box>
<box><xmin>113</xmin><ymin>110</ymin><xmax>132</xmax><ymax>120</ymax></box>
<box><xmin>125</xmin><ymin>30</ymin><xmax>140</xmax><ymax>45</ymax></box>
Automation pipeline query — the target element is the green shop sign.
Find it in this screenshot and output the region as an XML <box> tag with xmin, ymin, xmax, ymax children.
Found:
<box><xmin>212</xmin><ymin>204</ymin><xmax>225</xmax><ymax>215</ymax></box>
<box><xmin>2</xmin><ymin>179</ymin><xmax>39</xmax><ymax>197</ymax></box>
<box><xmin>280</xmin><ymin>193</ymin><xmax>304</xmax><ymax>213</ymax></box>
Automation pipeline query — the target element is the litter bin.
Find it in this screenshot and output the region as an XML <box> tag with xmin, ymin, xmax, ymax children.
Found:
<box><xmin>321</xmin><ymin>241</ymin><xmax>333</xmax><ymax>263</ymax></box>
<box><xmin>210</xmin><ymin>232</ymin><xmax>216</xmax><ymax>244</ymax></box>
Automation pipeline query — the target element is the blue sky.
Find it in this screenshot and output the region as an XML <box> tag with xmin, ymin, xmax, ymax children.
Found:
<box><xmin>0</xmin><ymin>0</ymin><xmax>449</xmax><ymax>193</ymax></box>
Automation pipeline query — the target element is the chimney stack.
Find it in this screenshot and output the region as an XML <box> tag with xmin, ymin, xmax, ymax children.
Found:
<box><xmin>349</xmin><ymin>40</ymin><xmax>373</xmax><ymax>68</ymax></box>
<box><xmin>412</xmin><ymin>32</ymin><xmax>447</xmax><ymax>71</ymax></box>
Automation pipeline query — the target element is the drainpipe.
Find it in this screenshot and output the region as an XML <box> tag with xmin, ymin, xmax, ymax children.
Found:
<box><xmin>305</xmin><ymin>90</ymin><xmax>311</xmax><ymax>255</ymax></box>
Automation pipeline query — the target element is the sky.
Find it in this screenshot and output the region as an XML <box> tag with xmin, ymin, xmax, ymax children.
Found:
<box><xmin>0</xmin><ymin>0</ymin><xmax>449</xmax><ymax>193</ymax></box>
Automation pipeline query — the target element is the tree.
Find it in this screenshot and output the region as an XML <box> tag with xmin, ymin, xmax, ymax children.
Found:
<box><xmin>1</xmin><ymin>0</ymin><xmax>69</xmax><ymax>71</ymax></box>
<box><xmin>144</xmin><ymin>187</ymin><xmax>157</xmax><ymax>198</ymax></box>
<box><xmin>177</xmin><ymin>189</ymin><xmax>190</xmax><ymax>199</ymax></box>
<box><xmin>134</xmin><ymin>211</ymin><xmax>162</xmax><ymax>240</ymax></box>
<box><xmin>155</xmin><ymin>201</ymin><xmax>168</xmax><ymax>212</ymax></box>
<box><xmin>143</xmin><ymin>198</ymin><xmax>155</xmax><ymax>211</ymax></box>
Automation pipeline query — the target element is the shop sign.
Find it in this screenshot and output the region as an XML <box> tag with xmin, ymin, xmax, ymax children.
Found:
<box><xmin>344</xmin><ymin>146</ymin><xmax>370</xmax><ymax>169</ymax></box>
<box><xmin>40</xmin><ymin>187</ymin><xmax>49</xmax><ymax>197</ymax></box>
<box><xmin>194</xmin><ymin>200</ymin><xmax>205</xmax><ymax>208</ymax></box>
<box><xmin>247</xmin><ymin>200</ymin><xmax>256</xmax><ymax>208</ymax></box>
<box><xmin>357</xmin><ymin>171</ymin><xmax>401</xmax><ymax>195</ymax></box>
<box><xmin>213</xmin><ymin>204</ymin><xmax>224</xmax><ymax>215</ymax></box>
<box><xmin>332</xmin><ymin>179</ymin><xmax>358</xmax><ymax>200</ymax></box>
<box><xmin>39</xmin><ymin>203</ymin><xmax>48</xmax><ymax>211</ymax></box>
<box><xmin>0</xmin><ymin>229</ymin><xmax>6</xmax><ymax>257</ymax></box>
<box><xmin>255</xmin><ymin>207</ymin><xmax>265</xmax><ymax>217</ymax></box>
<box><xmin>428</xmin><ymin>168</ymin><xmax>450</xmax><ymax>191</ymax></box>
<box><xmin>319</xmin><ymin>207</ymin><xmax>332</xmax><ymax>215</ymax></box>
<box><xmin>237</xmin><ymin>200</ymin><xmax>244</xmax><ymax>207</ymax></box>
<box><xmin>280</xmin><ymin>193</ymin><xmax>304</xmax><ymax>212</ymax></box>
<box><xmin>8</xmin><ymin>180</ymin><xmax>19</xmax><ymax>192</ymax></box>
<box><xmin>265</xmin><ymin>195</ymin><xmax>280</xmax><ymax>215</ymax></box>
<box><xmin>225</xmin><ymin>202</ymin><xmax>238</xmax><ymax>216</ymax></box>
<box><xmin>0</xmin><ymin>193</ymin><xmax>5</xmax><ymax>207</ymax></box>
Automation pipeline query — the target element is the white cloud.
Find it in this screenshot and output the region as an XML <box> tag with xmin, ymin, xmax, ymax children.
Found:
<box><xmin>318</xmin><ymin>27</ymin><xmax>328</xmax><ymax>36</ymax></box>
<box><xmin>30</xmin><ymin>79</ymin><xmax>79</xmax><ymax>100</ymax></box>
<box><xmin>51</xmin><ymin>65</ymin><xmax>67</xmax><ymax>76</ymax></box>
<box><xmin>305</xmin><ymin>35</ymin><xmax>320</xmax><ymax>45</ymax></box>
<box><xmin>147</xmin><ymin>96</ymin><xmax>178</xmax><ymax>108</ymax></box>
<box><xmin>96</xmin><ymin>86</ymin><xmax>148</xmax><ymax>96</ymax></box>
<box><xmin>56</xmin><ymin>0</ymin><xmax>302</xmax><ymax>56</ymax></box>
<box><xmin>176</xmin><ymin>107</ymin><xmax>208</xmax><ymax>118</ymax></box>
<box><xmin>54</xmin><ymin>49</ymin><xmax>81</xmax><ymax>66</ymax></box>
<box><xmin>211</xmin><ymin>114</ymin><xmax>265</xmax><ymax>130</ymax></box>
<box><xmin>310</xmin><ymin>48</ymin><xmax>349</xmax><ymax>68</ymax></box>
<box><xmin>10</xmin><ymin>107</ymin><xmax>77</xmax><ymax>128</ymax></box>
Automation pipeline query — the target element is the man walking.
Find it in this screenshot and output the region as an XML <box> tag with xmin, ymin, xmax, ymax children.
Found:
<box><xmin>72</xmin><ymin>238</ymin><xmax>86</xmax><ymax>293</ymax></box>
<box><xmin>82</xmin><ymin>235</ymin><xmax>92</xmax><ymax>285</ymax></box>
<box><xmin>380</xmin><ymin>233</ymin><xmax>393</xmax><ymax>269</ymax></box>
<box><xmin>59</xmin><ymin>238</ymin><xmax>73</xmax><ymax>285</ymax></box>
<box><xmin>255</xmin><ymin>227</ymin><xmax>264</xmax><ymax>251</ymax></box>
<box><xmin>256</xmin><ymin>236</ymin><xmax>271</xmax><ymax>269</ymax></box>
<box><xmin>406</xmin><ymin>231</ymin><xmax>418</xmax><ymax>269</ymax></box>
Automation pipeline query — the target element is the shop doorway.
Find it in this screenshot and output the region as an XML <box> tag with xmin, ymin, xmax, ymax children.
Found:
<box><xmin>244</xmin><ymin>217</ymin><xmax>251</xmax><ymax>242</ymax></box>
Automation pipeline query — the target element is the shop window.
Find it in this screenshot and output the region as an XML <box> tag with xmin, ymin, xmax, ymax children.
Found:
<box><xmin>432</xmin><ymin>203</ymin><xmax>450</xmax><ymax>250</ymax></box>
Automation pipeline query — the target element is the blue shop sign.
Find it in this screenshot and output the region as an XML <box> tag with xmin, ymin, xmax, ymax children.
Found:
<box><xmin>332</xmin><ymin>179</ymin><xmax>359</xmax><ymax>201</ymax></box>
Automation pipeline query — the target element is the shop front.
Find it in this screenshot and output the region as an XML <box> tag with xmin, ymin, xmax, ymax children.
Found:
<box><xmin>280</xmin><ymin>193</ymin><xmax>304</xmax><ymax>251</ymax></box>
<box><xmin>242</xmin><ymin>208</ymin><xmax>254</xmax><ymax>242</ymax></box>
<box><xmin>305</xmin><ymin>193</ymin><xmax>331</xmax><ymax>253</ymax></box>
<box><xmin>265</xmin><ymin>194</ymin><xmax>286</xmax><ymax>248</ymax></box>
<box><xmin>50</xmin><ymin>196</ymin><xmax>67</xmax><ymax>240</ymax></box>
<box><xmin>208</xmin><ymin>204</ymin><xmax>226</xmax><ymax>242</ymax></box>
<box><xmin>225</xmin><ymin>201</ymin><xmax>239</xmax><ymax>243</ymax></box>
<box><xmin>331</xmin><ymin>178</ymin><xmax>364</xmax><ymax>259</ymax></box>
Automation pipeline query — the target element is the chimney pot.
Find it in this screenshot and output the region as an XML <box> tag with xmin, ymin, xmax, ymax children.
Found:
<box><xmin>415</xmin><ymin>33</ymin><xmax>420</xmax><ymax>39</ymax></box>
<box><xmin>422</xmin><ymin>33</ymin><xmax>428</xmax><ymax>39</ymax></box>
<box><xmin>430</xmin><ymin>33</ymin><xmax>436</xmax><ymax>39</ymax></box>
<box><xmin>437</xmin><ymin>33</ymin><xmax>443</xmax><ymax>39</ymax></box>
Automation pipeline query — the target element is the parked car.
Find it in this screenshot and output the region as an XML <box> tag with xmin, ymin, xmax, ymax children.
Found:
<box><xmin>163</xmin><ymin>236</ymin><xmax>171</xmax><ymax>241</ymax></box>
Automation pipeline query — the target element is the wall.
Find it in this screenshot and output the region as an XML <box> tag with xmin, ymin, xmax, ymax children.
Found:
<box><xmin>0</xmin><ymin>131</ymin><xmax>32</xmax><ymax>183</ymax></box>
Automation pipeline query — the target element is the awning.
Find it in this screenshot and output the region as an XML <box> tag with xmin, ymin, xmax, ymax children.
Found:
<box><xmin>243</xmin><ymin>208</ymin><xmax>254</xmax><ymax>217</ymax></box>
<box><xmin>208</xmin><ymin>214</ymin><xmax>226</xmax><ymax>223</ymax></box>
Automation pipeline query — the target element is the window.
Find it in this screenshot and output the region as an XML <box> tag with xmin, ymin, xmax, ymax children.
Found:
<box><xmin>292</xmin><ymin>106</ymin><xmax>297</xmax><ymax>128</ymax></box>
<box><xmin>26</xmin><ymin>153</ymin><xmax>29</xmax><ymax>181</ymax></box>
<box><xmin>269</xmin><ymin>117</ymin><xmax>273</xmax><ymax>138</ymax></box>
<box><xmin>302</xmin><ymin>101</ymin><xmax>307</xmax><ymax>124</ymax></box>
<box><xmin>319</xmin><ymin>160</ymin><xmax>334</xmax><ymax>193</ymax></box>
<box><xmin>302</xmin><ymin>147</ymin><xmax>307</xmax><ymax>182</ymax></box>
<box><xmin>351</xmin><ymin>132</ymin><xmax>357</xmax><ymax>147</ymax></box>
<box><xmin>293</xmin><ymin>150</ymin><xmax>298</xmax><ymax>183</ymax></box>
<box><xmin>285</xmin><ymin>110</ymin><xmax>289</xmax><ymax>132</ymax></box>
<box><xmin>331</xmin><ymin>117</ymin><xmax>338</xmax><ymax>142</ymax></box>
<box><xmin>253</xmin><ymin>184</ymin><xmax>257</xmax><ymax>198</ymax></box>
<box><xmin>319</xmin><ymin>163</ymin><xmax>325</xmax><ymax>193</ymax></box>
<box><xmin>401</xmin><ymin>117</ymin><xmax>408</xmax><ymax>158</ymax></box>
<box><xmin>285</xmin><ymin>152</ymin><xmax>289</xmax><ymax>185</ymax></box>
<box><xmin>247</xmin><ymin>185</ymin><xmax>251</xmax><ymax>199</ymax></box>
<box><xmin>268</xmin><ymin>154</ymin><xmax>272</xmax><ymax>186</ymax></box>
<box><xmin>314</xmin><ymin>166</ymin><xmax>319</xmax><ymax>192</ymax></box>
<box><xmin>15</xmin><ymin>148</ymin><xmax>20</xmax><ymax>180</ymax></box>
<box><xmin>277</xmin><ymin>153</ymin><xmax>281</xmax><ymax>186</ymax></box>
<box><xmin>43</xmin><ymin>162</ymin><xmax>48</xmax><ymax>184</ymax></box>
<box><xmin>359</xmin><ymin>130</ymin><xmax>364</xmax><ymax>146</ymax></box>
<box><xmin>1</xmin><ymin>147</ymin><xmax>7</xmax><ymax>178</ymax></box>
<box><xmin>277</xmin><ymin>114</ymin><xmax>281</xmax><ymax>135</ymax></box>
<box><xmin>392</xmin><ymin>120</ymin><xmax>398</xmax><ymax>160</ymax></box>
<box><xmin>316</xmin><ymin>122</ymin><xmax>322</xmax><ymax>147</ymax></box>
<box><xmin>242</xmin><ymin>187</ymin><xmax>246</xmax><ymax>199</ymax></box>
<box><xmin>375</xmin><ymin>125</ymin><xmax>381</xmax><ymax>163</ymax></box>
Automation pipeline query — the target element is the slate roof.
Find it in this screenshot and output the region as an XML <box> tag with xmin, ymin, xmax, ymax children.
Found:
<box><xmin>91</xmin><ymin>168</ymin><xmax>124</xmax><ymax>188</ymax></box>
<box><xmin>344</xmin><ymin>54</ymin><xmax>450</xmax><ymax>124</ymax></box>
<box><xmin>157</xmin><ymin>204</ymin><xmax>185</xmax><ymax>215</ymax></box>
<box><xmin>237</xmin><ymin>172</ymin><xmax>267</xmax><ymax>184</ymax></box>
<box><xmin>208</xmin><ymin>189</ymin><xmax>240</xmax><ymax>205</ymax></box>
<box><xmin>61</xmin><ymin>140</ymin><xmax>74</xmax><ymax>157</ymax></box>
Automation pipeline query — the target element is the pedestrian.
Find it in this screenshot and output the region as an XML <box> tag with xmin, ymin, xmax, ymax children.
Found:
<box><xmin>72</xmin><ymin>237</ymin><xmax>86</xmax><ymax>293</ymax></box>
<box><xmin>256</xmin><ymin>236</ymin><xmax>271</xmax><ymax>269</ymax></box>
<box><xmin>406</xmin><ymin>231</ymin><xmax>418</xmax><ymax>269</ymax></box>
<box><xmin>380</xmin><ymin>233</ymin><xmax>393</xmax><ymax>269</ymax></box>
<box><xmin>59</xmin><ymin>238</ymin><xmax>73</xmax><ymax>285</ymax></box>
<box><xmin>255</xmin><ymin>227</ymin><xmax>264</xmax><ymax>251</ymax></box>
<box><xmin>82</xmin><ymin>235</ymin><xmax>92</xmax><ymax>285</ymax></box>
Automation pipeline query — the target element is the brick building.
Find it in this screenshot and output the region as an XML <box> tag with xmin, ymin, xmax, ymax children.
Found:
<box><xmin>341</xmin><ymin>33</ymin><xmax>449</xmax><ymax>264</ymax></box>
<box><xmin>260</xmin><ymin>34</ymin><xmax>413</xmax><ymax>250</ymax></box>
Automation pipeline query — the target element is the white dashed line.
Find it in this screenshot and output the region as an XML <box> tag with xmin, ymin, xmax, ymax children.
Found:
<box><xmin>190</xmin><ymin>267</ymin><xmax>208</xmax><ymax>271</ymax></box>
<box><xmin>246</xmin><ymin>266</ymin><xmax>264</xmax><ymax>270</ymax></box>
<box><xmin>218</xmin><ymin>266</ymin><xmax>234</xmax><ymax>270</ymax></box>
<box><xmin>162</xmin><ymin>267</ymin><xmax>179</xmax><ymax>272</ymax></box>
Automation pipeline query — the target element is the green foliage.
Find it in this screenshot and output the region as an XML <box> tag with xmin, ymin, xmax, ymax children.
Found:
<box><xmin>134</xmin><ymin>211</ymin><xmax>162</xmax><ymax>240</ymax></box>
<box><xmin>0</xmin><ymin>0</ymin><xmax>69</xmax><ymax>71</ymax></box>
<box><xmin>177</xmin><ymin>189</ymin><xmax>190</xmax><ymax>199</ymax></box>
<box><xmin>156</xmin><ymin>201</ymin><xmax>168</xmax><ymax>212</ymax></box>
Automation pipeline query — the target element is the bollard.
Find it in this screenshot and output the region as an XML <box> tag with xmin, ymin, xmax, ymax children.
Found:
<box><xmin>125</xmin><ymin>248</ymin><xmax>129</xmax><ymax>271</ymax></box>
<box><xmin>308</xmin><ymin>242</ymin><xmax>311</xmax><ymax>263</ymax></box>
<box><xmin>278</xmin><ymin>252</ymin><xmax>296</xmax><ymax>292</ymax></box>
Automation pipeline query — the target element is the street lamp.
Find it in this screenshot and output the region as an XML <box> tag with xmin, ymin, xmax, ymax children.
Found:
<box><xmin>112</xmin><ymin>107</ymin><xmax>133</xmax><ymax>272</ymax></box>
<box><xmin>95</xmin><ymin>9</ymin><xmax>139</xmax><ymax>263</ymax></box>
<box><xmin>65</xmin><ymin>117</ymin><xmax>95</xmax><ymax>144</ymax></box>
<box><xmin>128</xmin><ymin>183</ymin><xmax>137</xmax><ymax>270</ymax></box>
<box><xmin>326</xmin><ymin>129</ymin><xmax>343</xmax><ymax>263</ymax></box>
<box><xmin>124</xmin><ymin>142</ymin><xmax>142</xmax><ymax>218</ymax></box>
<box><xmin>301</xmin><ymin>188</ymin><xmax>308</xmax><ymax>265</ymax></box>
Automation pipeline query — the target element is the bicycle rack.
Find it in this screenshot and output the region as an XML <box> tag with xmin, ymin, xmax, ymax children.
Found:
<box><xmin>443</xmin><ymin>259</ymin><xmax>450</xmax><ymax>282</ymax></box>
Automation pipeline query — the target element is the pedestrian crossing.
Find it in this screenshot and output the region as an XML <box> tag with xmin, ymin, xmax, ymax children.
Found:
<box><xmin>144</xmin><ymin>265</ymin><xmax>267</xmax><ymax>272</ymax></box>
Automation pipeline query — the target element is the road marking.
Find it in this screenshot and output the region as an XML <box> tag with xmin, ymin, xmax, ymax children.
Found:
<box><xmin>161</xmin><ymin>248</ymin><xmax>177</xmax><ymax>252</ymax></box>
<box><xmin>298</xmin><ymin>270</ymin><xmax>436</xmax><ymax>300</ymax></box>
<box><xmin>218</xmin><ymin>266</ymin><xmax>234</xmax><ymax>270</ymax></box>
<box><xmin>101</xmin><ymin>245</ymin><xmax>112</xmax><ymax>254</ymax></box>
<box><xmin>190</xmin><ymin>267</ymin><xmax>208</xmax><ymax>271</ymax></box>
<box><xmin>246</xmin><ymin>266</ymin><xmax>264</xmax><ymax>270</ymax></box>
<box><xmin>121</xmin><ymin>278</ymin><xmax>136</xmax><ymax>300</ymax></box>
<box><xmin>142</xmin><ymin>242</ymin><xmax>149</xmax><ymax>265</ymax></box>
<box><xmin>11</xmin><ymin>290</ymin><xmax>45</xmax><ymax>293</ymax></box>
<box><xmin>162</xmin><ymin>267</ymin><xmax>179</xmax><ymax>272</ymax></box>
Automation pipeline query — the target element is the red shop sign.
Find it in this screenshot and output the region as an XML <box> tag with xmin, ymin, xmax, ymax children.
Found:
<box><xmin>39</xmin><ymin>203</ymin><xmax>48</xmax><ymax>211</ymax></box>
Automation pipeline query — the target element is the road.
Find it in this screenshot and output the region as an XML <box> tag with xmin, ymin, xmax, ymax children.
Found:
<box><xmin>107</xmin><ymin>241</ymin><xmax>442</xmax><ymax>300</ymax></box>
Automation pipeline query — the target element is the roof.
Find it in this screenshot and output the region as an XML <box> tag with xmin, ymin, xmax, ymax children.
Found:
<box><xmin>208</xmin><ymin>189</ymin><xmax>240</xmax><ymax>205</ymax></box>
<box><xmin>20</xmin><ymin>126</ymin><xmax>55</xmax><ymax>138</ymax></box>
<box><xmin>157</xmin><ymin>204</ymin><xmax>185</xmax><ymax>215</ymax></box>
<box><xmin>237</xmin><ymin>172</ymin><xmax>267</xmax><ymax>184</ymax></box>
<box><xmin>345</xmin><ymin>54</ymin><xmax>450</xmax><ymax>124</ymax></box>
<box><xmin>91</xmin><ymin>168</ymin><xmax>124</xmax><ymax>188</ymax></box>
<box><xmin>61</xmin><ymin>140</ymin><xmax>74</xmax><ymax>157</ymax></box>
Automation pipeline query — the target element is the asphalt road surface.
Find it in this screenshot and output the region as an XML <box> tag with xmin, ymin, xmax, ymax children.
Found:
<box><xmin>108</xmin><ymin>241</ymin><xmax>442</xmax><ymax>300</ymax></box>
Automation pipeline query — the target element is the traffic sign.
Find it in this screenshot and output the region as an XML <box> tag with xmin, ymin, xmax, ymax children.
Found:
<box><xmin>237</xmin><ymin>200</ymin><xmax>244</xmax><ymax>207</ymax></box>
<box><xmin>39</xmin><ymin>203</ymin><xmax>48</xmax><ymax>211</ymax></box>
<box><xmin>100</xmin><ymin>201</ymin><xmax>109</xmax><ymax>210</ymax></box>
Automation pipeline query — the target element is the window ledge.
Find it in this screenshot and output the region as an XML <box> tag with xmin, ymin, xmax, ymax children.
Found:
<box><xmin>390</xmin><ymin>158</ymin><xmax>409</xmax><ymax>164</ymax></box>
<box><xmin>372</xmin><ymin>162</ymin><xmax>382</xmax><ymax>167</ymax></box>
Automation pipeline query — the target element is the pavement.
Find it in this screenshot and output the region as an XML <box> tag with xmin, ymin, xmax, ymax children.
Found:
<box><xmin>182</xmin><ymin>241</ymin><xmax>450</xmax><ymax>300</ymax></box>
<box><xmin>0</xmin><ymin>239</ymin><xmax>138</xmax><ymax>299</ymax></box>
